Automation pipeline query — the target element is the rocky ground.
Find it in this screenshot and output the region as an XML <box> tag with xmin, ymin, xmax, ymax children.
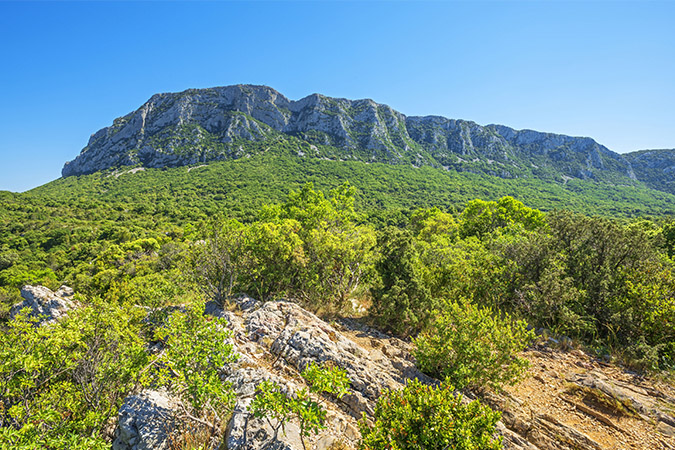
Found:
<box><xmin>13</xmin><ymin>286</ymin><xmax>675</xmax><ymax>449</ymax></box>
<box><xmin>491</xmin><ymin>344</ymin><xmax>675</xmax><ymax>450</ymax></box>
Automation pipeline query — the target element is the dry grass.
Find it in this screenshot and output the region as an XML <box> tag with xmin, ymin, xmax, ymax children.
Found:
<box><xmin>563</xmin><ymin>383</ymin><xmax>639</xmax><ymax>418</ymax></box>
<box><xmin>327</xmin><ymin>438</ymin><xmax>353</xmax><ymax>450</ymax></box>
<box><xmin>167</xmin><ymin>423</ymin><xmax>216</xmax><ymax>450</ymax></box>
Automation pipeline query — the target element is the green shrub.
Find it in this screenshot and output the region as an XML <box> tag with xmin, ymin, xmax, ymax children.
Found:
<box><xmin>0</xmin><ymin>300</ymin><xmax>149</xmax><ymax>449</ymax></box>
<box><xmin>249</xmin><ymin>362</ymin><xmax>350</xmax><ymax>450</ymax></box>
<box><xmin>414</xmin><ymin>299</ymin><xmax>534</xmax><ymax>391</ymax></box>
<box><xmin>0</xmin><ymin>286</ymin><xmax>21</xmax><ymax>321</ymax></box>
<box><xmin>154</xmin><ymin>302</ymin><xmax>239</xmax><ymax>418</ymax></box>
<box><xmin>186</xmin><ymin>218</ymin><xmax>249</xmax><ymax>303</ymax></box>
<box><xmin>370</xmin><ymin>227</ymin><xmax>434</xmax><ymax>336</ymax></box>
<box><xmin>459</xmin><ymin>196</ymin><xmax>546</xmax><ymax>239</ymax></box>
<box><xmin>358</xmin><ymin>378</ymin><xmax>502</xmax><ymax>450</ymax></box>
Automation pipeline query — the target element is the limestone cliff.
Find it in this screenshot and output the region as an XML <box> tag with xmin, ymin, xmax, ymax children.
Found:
<box><xmin>61</xmin><ymin>85</ymin><xmax>637</xmax><ymax>184</ymax></box>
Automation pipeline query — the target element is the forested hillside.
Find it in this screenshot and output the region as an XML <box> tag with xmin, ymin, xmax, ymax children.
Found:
<box><xmin>3</xmin><ymin>164</ymin><xmax>675</xmax><ymax>448</ymax></box>
<box><xmin>37</xmin><ymin>153</ymin><xmax>675</xmax><ymax>219</ymax></box>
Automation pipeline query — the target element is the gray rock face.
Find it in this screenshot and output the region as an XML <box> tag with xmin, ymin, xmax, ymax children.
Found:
<box><xmin>246</xmin><ymin>300</ymin><xmax>435</xmax><ymax>416</ymax></box>
<box><xmin>624</xmin><ymin>148</ymin><xmax>675</xmax><ymax>194</ymax></box>
<box><xmin>225</xmin><ymin>367</ymin><xmax>305</xmax><ymax>450</ymax></box>
<box><xmin>61</xmin><ymin>85</ymin><xmax>637</xmax><ymax>183</ymax></box>
<box><xmin>10</xmin><ymin>285</ymin><xmax>77</xmax><ymax>324</ymax></box>
<box><xmin>200</xmin><ymin>297</ymin><xmax>432</xmax><ymax>450</ymax></box>
<box><xmin>201</xmin><ymin>297</ymin><xmax>365</xmax><ymax>450</ymax></box>
<box><xmin>571</xmin><ymin>371</ymin><xmax>675</xmax><ymax>429</ymax></box>
<box><xmin>112</xmin><ymin>389</ymin><xmax>178</xmax><ymax>450</ymax></box>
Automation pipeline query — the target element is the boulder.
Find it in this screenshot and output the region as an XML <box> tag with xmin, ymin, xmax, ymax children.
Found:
<box><xmin>245</xmin><ymin>300</ymin><xmax>434</xmax><ymax>416</ymax></box>
<box><xmin>112</xmin><ymin>389</ymin><xmax>178</xmax><ymax>450</ymax></box>
<box><xmin>10</xmin><ymin>285</ymin><xmax>76</xmax><ymax>324</ymax></box>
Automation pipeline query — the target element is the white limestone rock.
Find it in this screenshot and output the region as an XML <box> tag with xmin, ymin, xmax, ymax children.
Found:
<box><xmin>10</xmin><ymin>285</ymin><xmax>77</xmax><ymax>324</ymax></box>
<box><xmin>112</xmin><ymin>389</ymin><xmax>178</xmax><ymax>450</ymax></box>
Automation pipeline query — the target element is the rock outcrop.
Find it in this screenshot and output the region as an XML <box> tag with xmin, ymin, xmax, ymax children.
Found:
<box><xmin>210</xmin><ymin>295</ymin><xmax>434</xmax><ymax>450</ymax></box>
<box><xmin>487</xmin><ymin>345</ymin><xmax>675</xmax><ymax>450</ymax></box>
<box><xmin>624</xmin><ymin>148</ymin><xmax>675</xmax><ymax>195</ymax></box>
<box><xmin>9</xmin><ymin>284</ymin><xmax>77</xmax><ymax>324</ymax></box>
<box><xmin>61</xmin><ymin>85</ymin><xmax>638</xmax><ymax>184</ymax></box>
<box><xmin>110</xmin><ymin>295</ymin><xmax>675</xmax><ymax>450</ymax></box>
<box><xmin>112</xmin><ymin>389</ymin><xmax>178</xmax><ymax>450</ymax></box>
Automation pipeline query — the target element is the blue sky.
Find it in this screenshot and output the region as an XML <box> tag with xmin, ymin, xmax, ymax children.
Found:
<box><xmin>1</xmin><ymin>1</ymin><xmax>674</xmax><ymax>192</ymax></box>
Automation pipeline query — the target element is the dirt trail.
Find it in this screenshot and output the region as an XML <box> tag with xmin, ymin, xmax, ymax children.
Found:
<box><xmin>491</xmin><ymin>344</ymin><xmax>675</xmax><ymax>449</ymax></box>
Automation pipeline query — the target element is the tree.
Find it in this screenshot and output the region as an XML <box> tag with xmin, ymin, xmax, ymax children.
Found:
<box><xmin>459</xmin><ymin>196</ymin><xmax>546</xmax><ymax>239</ymax></box>
<box><xmin>370</xmin><ymin>227</ymin><xmax>434</xmax><ymax>336</ymax></box>
<box><xmin>186</xmin><ymin>218</ymin><xmax>248</xmax><ymax>304</ymax></box>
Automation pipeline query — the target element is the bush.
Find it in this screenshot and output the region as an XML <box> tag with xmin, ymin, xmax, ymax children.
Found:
<box><xmin>155</xmin><ymin>302</ymin><xmax>239</xmax><ymax>419</ymax></box>
<box><xmin>0</xmin><ymin>300</ymin><xmax>149</xmax><ymax>449</ymax></box>
<box><xmin>249</xmin><ymin>362</ymin><xmax>350</xmax><ymax>450</ymax></box>
<box><xmin>414</xmin><ymin>299</ymin><xmax>534</xmax><ymax>391</ymax></box>
<box><xmin>186</xmin><ymin>218</ymin><xmax>248</xmax><ymax>304</ymax></box>
<box><xmin>358</xmin><ymin>378</ymin><xmax>502</xmax><ymax>450</ymax></box>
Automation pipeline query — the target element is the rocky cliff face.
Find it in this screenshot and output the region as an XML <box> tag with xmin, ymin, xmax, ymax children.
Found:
<box><xmin>624</xmin><ymin>149</ymin><xmax>675</xmax><ymax>195</ymax></box>
<box><xmin>61</xmin><ymin>85</ymin><xmax>637</xmax><ymax>183</ymax></box>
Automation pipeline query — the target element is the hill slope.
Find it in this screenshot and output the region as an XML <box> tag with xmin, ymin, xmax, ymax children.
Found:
<box><xmin>37</xmin><ymin>154</ymin><xmax>675</xmax><ymax>219</ymax></box>
<box><xmin>61</xmin><ymin>84</ymin><xmax>637</xmax><ymax>185</ymax></box>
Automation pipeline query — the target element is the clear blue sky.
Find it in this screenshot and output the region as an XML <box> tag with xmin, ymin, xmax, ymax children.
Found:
<box><xmin>1</xmin><ymin>1</ymin><xmax>674</xmax><ymax>192</ymax></box>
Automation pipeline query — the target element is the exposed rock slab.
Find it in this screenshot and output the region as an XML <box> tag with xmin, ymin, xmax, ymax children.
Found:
<box><xmin>9</xmin><ymin>284</ymin><xmax>77</xmax><ymax>324</ymax></box>
<box><xmin>486</xmin><ymin>345</ymin><xmax>675</xmax><ymax>450</ymax></box>
<box><xmin>246</xmin><ymin>300</ymin><xmax>434</xmax><ymax>416</ymax></box>
<box><xmin>112</xmin><ymin>389</ymin><xmax>178</xmax><ymax>450</ymax></box>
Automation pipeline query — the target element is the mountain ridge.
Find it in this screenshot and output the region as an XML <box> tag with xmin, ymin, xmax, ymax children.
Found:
<box><xmin>61</xmin><ymin>84</ymin><xmax>640</xmax><ymax>186</ymax></box>
<box><xmin>624</xmin><ymin>148</ymin><xmax>675</xmax><ymax>195</ymax></box>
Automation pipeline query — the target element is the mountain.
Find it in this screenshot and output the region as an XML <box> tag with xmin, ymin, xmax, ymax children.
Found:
<box><xmin>624</xmin><ymin>149</ymin><xmax>675</xmax><ymax>195</ymax></box>
<box><xmin>62</xmin><ymin>85</ymin><xmax>637</xmax><ymax>185</ymax></box>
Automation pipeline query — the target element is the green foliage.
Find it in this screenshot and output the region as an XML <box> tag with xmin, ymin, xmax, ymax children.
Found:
<box><xmin>239</xmin><ymin>219</ymin><xmax>306</xmax><ymax>301</ymax></box>
<box><xmin>0</xmin><ymin>301</ymin><xmax>148</xmax><ymax>449</ymax></box>
<box><xmin>186</xmin><ymin>183</ymin><xmax>375</xmax><ymax>312</ymax></box>
<box><xmin>358</xmin><ymin>378</ymin><xmax>502</xmax><ymax>450</ymax></box>
<box><xmin>154</xmin><ymin>302</ymin><xmax>239</xmax><ymax>416</ymax></box>
<box><xmin>262</xmin><ymin>182</ymin><xmax>376</xmax><ymax>311</ymax></box>
<box><xmin>606</xmin><ymin>268</ymin><xmax>675</xmax><ymax>370</ymax></box>
<box><xmin>415</xmin><ymin>299</ymin><xmax>534</xmax><ymax>391</ymax></box>
<box><xmin>249</xmin><ymin>362</ymin><xmax>351</xmax><ymax>450</ymax></box>
<box><xmin>401</xmin><ymin>201</ymin><xmax>675</xmax><ymax>371</ymax></box>
<box><xmin>249</xmin><ymin>380</ymin><xmax>296</xmax><ymax>437</ymax></box>
<box><xmin>496</xmin><ymin>210</ymin><xmax>675</xmax><ymax>367</ymax></box>
<box><xmin>186</xmin><ymin>218</ymin><xmax>248</xmax><ymax>303</ymax></box>
<box><xmin>370</xmin><ymin>227</ymin><xmax>434</xmax><ymax>336</ymax></box>
<box><xmin>301</xmin><ymin>361</ymin><xmax>350</xmax><ymax>399</ymax></box>
<box><xmin>0</xmin><ymin>286</ymin><xmax>20</xmax><ymax>321</ymax></box>
<box><xmin>460</xmin><ymin>196</ymin><xmax>547</xmax><ymax>239</ymax></box>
